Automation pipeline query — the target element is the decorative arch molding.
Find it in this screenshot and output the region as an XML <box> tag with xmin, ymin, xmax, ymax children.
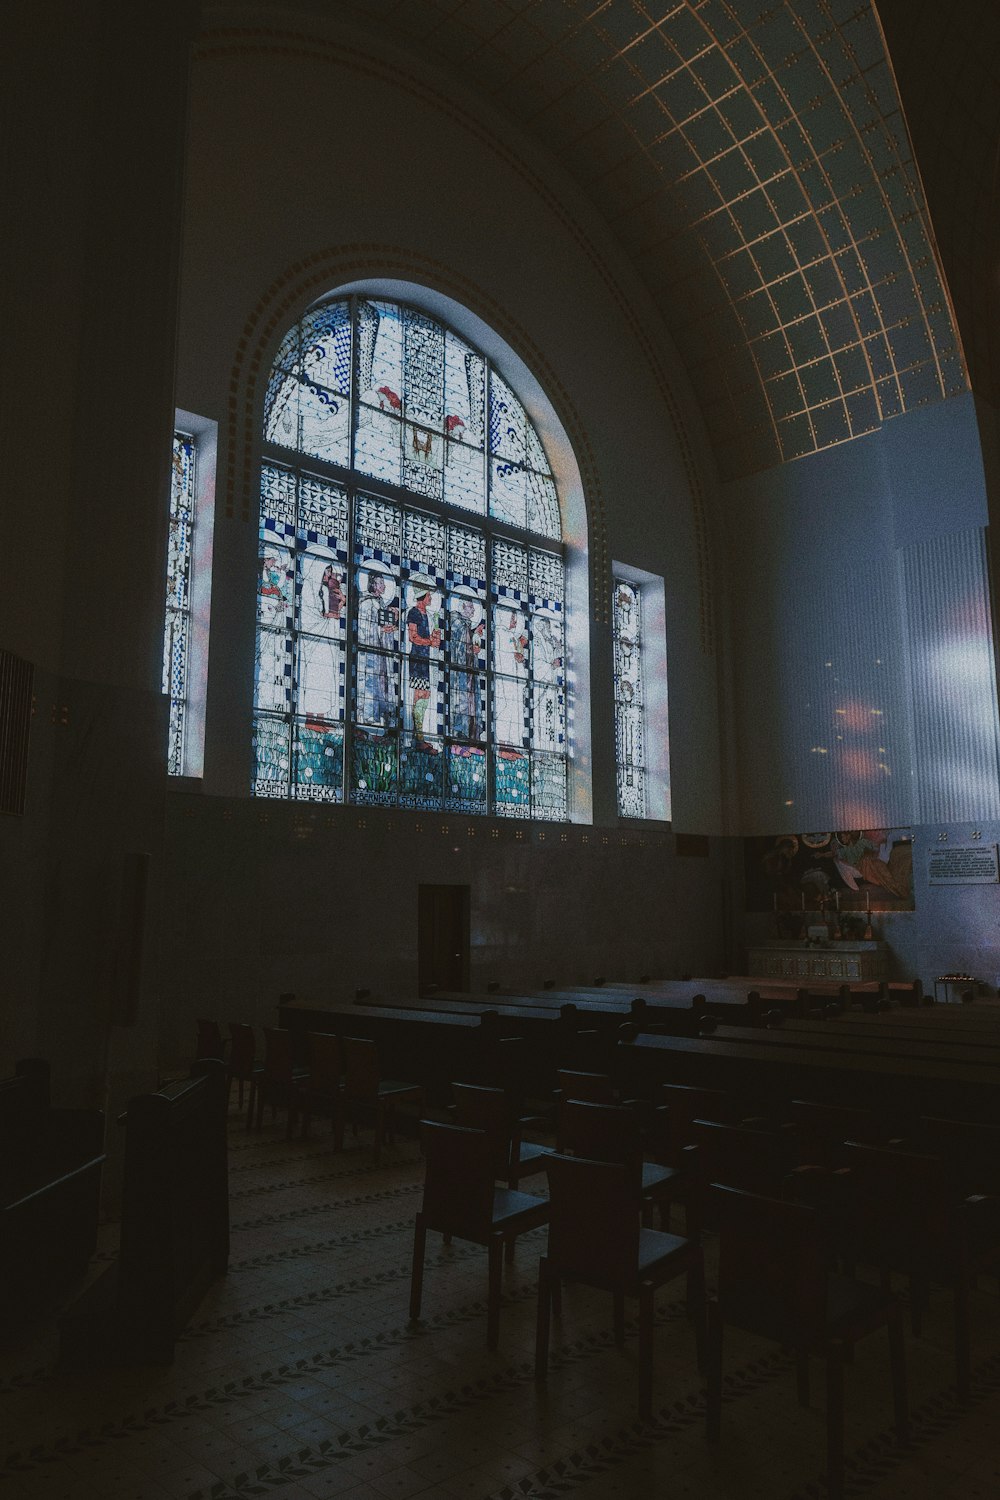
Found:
<box><xmin>198</xmin><ymin>24</ymin><xmax>716</xmax><ymax>649</ymax></box>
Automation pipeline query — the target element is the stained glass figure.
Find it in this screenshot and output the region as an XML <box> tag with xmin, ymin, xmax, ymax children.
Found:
<box><xmin>258</xmin><ymin>295</ymin><xmax>569</xmax><ymax>817</ymax></box>
<box><xmin>164</xmin><ymin>432</ymin><xmax>195</xmax><ymax>775</ymax></box>
<box><xmin>613</xmin><ymin>579</ymin><xmax>646</xmax><ymax>819</ymax></box>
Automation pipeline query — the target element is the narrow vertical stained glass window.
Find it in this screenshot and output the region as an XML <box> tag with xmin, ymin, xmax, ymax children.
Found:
<box><xmin>164</xmin><ymin>431</ymin><xmax>195</xmax><ymax>776</ymax></box>
<box><xmin>255</xmin><ymin>295</ymin><xmax>568</xmax><ymax>817</ymax></box>
<box><xmin>614</xmin><ymin>579</ymin><xmax>645</xmax><ymax>818</ymax></box>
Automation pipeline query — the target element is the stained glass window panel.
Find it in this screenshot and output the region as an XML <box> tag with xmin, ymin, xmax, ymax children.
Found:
<box><xmin>355</xmin><ymin>650</ymin><xmax>400</xmax><ymax>728</ymax></box>
<box><xmin>298</xmin><ymin>475</ymin><xmax>349</xmax><ymax>541</ymax></box>
<box><xmin>261</xmin><ymin>463</ymin><xmax>297</xmax><ymax>527</ymax></box>
<box><xmin>443</xmin><ymin>437</ymin><xmax>486</xmax><ymax>513</ymax></box>
<box><xmin>444</xmin><ymin>331</ymin><xmax>485</xmax><ymax>445</ymax></box>
<box><xmin>357</xmin><ymin>300</ymin><xmax>404</xmax><ymax>411</ymax></box>
<box><xmin>403</xmin><ymin>309</ymin><xmax>444</xmax><ymax>429</ymax></box>
<box><xmin>527</xmin><ymin>471</ymin><xmax>560</xmax><ymax>538</ymax></box>
<box><xmin>493</xmin><ymin>606</ymin><xmax>530</xmax><ymax>678</ymax></box>
<box><xmin>613</xmin><ymin>578</ymin><xmax>647</xmax><ymax>818</ymax></box>
<box><xmin>256</xmin><ymin>628</ymin><xmax>293</xmax><ymax>714</ymax></box>
<box><xmin>531</xmin><ymin>682</ymin><xmax>565</xmax><ymax>753</ymax></box>
<box><xmin>404</xmin><ymin>510</ymin><xmax>447</xmax><ymax>573</ymax></box>
<box><xmin>293</xmin><ymin>718</ymin><xmax>344</xmax><ymax>802</ymax></box>
<box><xmin>532</xmin><ymin>754</ymin><xmax>568</xmax><ymax>821</ymax></box>
<box><xmin>449</xmin><ymin>672</ymin><xmax>487</xmax><ymax>742</ymax></box>
<box><xmin>402</xmin><ymin>658</ymin><xmax>444</xmax><ymax>739</ymax></box>
<box><xmin>531</xmin><ymin>609</ymin><xmax>564</xmax><ymax>684</ymax></box>
<box><xmin>296</xmin><ymin>637</ymin><xmax>345</xmax><ymax>722</ymax></box>
<box><xmin>494</xmin><ymin>749</ymin><xmax>531</xmax><ymax>818</ymax></box>
<box><xmin>297</xmin><ymin>549</ymin><xmax>347</xmax><ymax>642</ymax></box>
<box><xmin>449</xmin><ymin>524</ymin><xmax>487</xmax><ymax>584</ymax></box>
<box><xmin>301</xmin><ymin>302</ymin><xmax>352</xmax><ymax>397</ymax></box>
<box><xmin>253</xmin><ymin>714</ymin><xmax>291</xmax><ymax>796</ymax></box>
<box><xmin>489</xmin><ymin>373</ymin><xmax>526</xmax><ymax>464</ymax></box>
<box><xmin>445</xmin><ymin>744</ymin><xmax>488</xmax><ymax>814</ymax></box>
<box><xmin>399</xmin><ymin>734</ymin><xmax>445</xmax><ymax>809</ymax></box>
<box><xmin>489</xmin><ymin>457</ymin><xmax>526</xmax><ymax>530</ymax></box>
<box><xmin>447</xmin><ymin>590</ymin><xmax>486</xmax><ymax>669</ymax></box>
<box><xmin>259</xmin><ymin>295</ymin><xmax>569</xmax><ymax>817</ymax></box>
<box><xmin>299</xmin><ymin>382</ymin><xmax>351</xmax><ymax>467</ymax></box>
<box><xmin>351</xmin><ymin>727</ymin><xmax>397</xmax><ymax>805</ymax></box>
<box><xmin>493</xmin><ymin>675</ymin><xmax>529</xmax><ymax>748</ymax></box>
<box><xmin>355</xmin><ymin>406</ymin><xmax>401</xmax><ymax>485</ymax></box>
<box><xmin>164</xmin><ymin>431</ymin><xmax>195</xmax><ymax>776</ymax></box>
<box><xmin>258</xmin><ymin>537</ymin><xmax>294</xmax><ymax>629</ymax></box>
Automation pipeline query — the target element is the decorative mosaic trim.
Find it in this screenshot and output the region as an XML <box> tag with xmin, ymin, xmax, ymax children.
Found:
<box><xmin>232</xmin><ymin>1179</ymin><xmax>423</xmax><ymax>1232</ymax></box>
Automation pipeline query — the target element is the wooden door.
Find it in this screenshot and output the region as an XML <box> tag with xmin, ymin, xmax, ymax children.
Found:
<box><xmin>418</xmin><ymin>884</ymin><xmax>470</xmax><ymax>994</ymax></box>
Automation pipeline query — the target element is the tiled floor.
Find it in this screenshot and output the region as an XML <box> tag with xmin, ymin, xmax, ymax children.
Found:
<box><xmin>3</xmin><ymin>1106</ymin><xmax>1000</xmax><ymax>1500</ymax></box>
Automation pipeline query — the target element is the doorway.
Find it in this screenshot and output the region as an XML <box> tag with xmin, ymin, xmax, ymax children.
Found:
<box><xmin>418</xmin><ymin>884</ymin><xmax>470</xmax><ymax>995</ymax></box>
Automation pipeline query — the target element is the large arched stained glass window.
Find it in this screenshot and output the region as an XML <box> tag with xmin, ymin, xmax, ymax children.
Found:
<box><xmin>253</xmin><ymin>295</ymin><xmax>568</xmax><ymax>819</ymax></box>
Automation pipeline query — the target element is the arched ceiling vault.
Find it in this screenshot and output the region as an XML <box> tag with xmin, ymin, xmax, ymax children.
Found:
<box><xmin>300</xmin><ymin>0</ymin><xmax>967</xmax><ymax>481</ymax></box>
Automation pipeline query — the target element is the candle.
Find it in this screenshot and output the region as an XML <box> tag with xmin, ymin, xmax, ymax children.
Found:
<box><xmin>801</xmin><ymin>892</ymin><xmax>806</xmax><ymax>911</ymax></box>
<box><xmin>835</xmin><ymin>891</ymin><xmax>839</xmax><ymax>911</ymax></box>
<box><xmin>865</xmin><ymin>890</ymin><xmax>870</xmax><ymax>912</ymax></box>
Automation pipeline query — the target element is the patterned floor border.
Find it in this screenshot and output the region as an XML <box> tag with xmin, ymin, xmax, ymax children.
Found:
<box><xmin>0</xmin><ymin>1281</ymin><xmax>690</xmax><ymax>1480</ymax></box>
<box><xmin>232</xmin><ymin>1178</ymin><xmax>424</xmax><ymax>1232</ymax></box>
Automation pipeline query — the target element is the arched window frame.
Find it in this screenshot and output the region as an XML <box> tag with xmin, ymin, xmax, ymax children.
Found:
<box><xmin>251</xmin><ymin>290</ymin><xmax>590</xmax><ymax>821</ymax></box>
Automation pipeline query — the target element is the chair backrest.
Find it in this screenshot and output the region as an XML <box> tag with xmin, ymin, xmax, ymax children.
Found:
<box><xmin>419</xmin><ymin>1120</ymin><xmax>496</xmax><ymax>1238</ymax></box>
<box><xmin>307</xmin><ymin>1032</ymin><xmax>343</xmax><ymax>1092</ymax></box>
<box><xmin>558</xmin><ymin>1100</ymin><xmax>642</xmax><ymax>1176</ymax></box>
<box><xmin>841</xmin><ymin>1140</ymin><xmax>953</xmax><ymax>1260</ymax></box>
<box><xmin>556</xmin><ymin>1070</ymin><xmax>615</xmax><ymax>1104</ymax></box>
<box><xmin>341</xmin><ymin>1036</ymin><xmax>381</xmax><ymax>1099</ymax></box>
<box><xmin>196</xmin><ymin>1020</ymin><xmax>224</xmax><ymax>1059</ymax></box>
<box><xmin>544</xmin><ymin>1153</ymin><xmax>640</xmax><ymax>1286</ymax></box>
<box><xmin>685</xmin><ymin>1120</ymin><xmax>797</xmax><ymax>1229</ymax></box>
<box><xmin>789</xmin><ymin>1098</ymin><xmax>887</xmax><ymax>1167</ymax></box>
<box><xmin>659</xmin><ymin>1084</ymin><xmax>736</xmax><ymax>1158</ymax></box>
<box><xmin>452</xmin><ymin>1083</ymin><xmax>512</xmax><ymax>1178</ymax></box>
<box><xmin>711</xmin><ymin>1184</ymin><xmax>827</xmax><ymax>1346</ymax></box>
<box><xmin>262</xmin><ymin>1027</ymin><xmax>295</xmax><ymax>1083</ymax></box>
<box><xmin>228</xmin><ymin>1023</ymin><xmax>256</xmax><ymax>1076</ymax></box>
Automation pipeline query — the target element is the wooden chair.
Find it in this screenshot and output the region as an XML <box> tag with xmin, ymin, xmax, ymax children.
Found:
<box><xmin>652</xmin><ymin>1083</ymin><xmax>738</xmax><ymax>1166</ymax></box>
<box><xmin>300</xmin><ymin>1032</ymin><xmax>343</xmax><ymax>1138</ymax></box>
<box><xmin>409</xmin><ymin>1120</ymin><xmax>549</xmax><ymax>1348</ymax></box>
<box><xmin>706</xmin><ymin>1184</ymin><xmax>908</xmax><ymax>1500</ymax></box>
<box><xmin>451</xmin><ymin>1082</ymin><xmax>550</xmax><ymax>1189</ymax></box>
<box><xmin>558</xmin><ymin>1099</ymin><xmax>681</xmax><ymax>1229</ymax></box>
<box><xmin>253</xmin><ymin>1027</ymin><xmax>309</xmax><ymax>1136</ymax></box>
<box><xmin>196</xmin><ymin>1020</ymin><xmax>226</xmax><ymax>1061</ymax></box>
<box><xmin>842</xmin><ymin>1139</ymin><xmax>1000</xmax><ymax>1399</ymax></box>
<box><xmin>337</xmin><ymin>1036</ymin><xmax>423</xmax><ymax>1162</ymax></box>
<box><xmin>535</xmin><ymin>1152</ymin><xmax>704</xmax><ymax>1418</ymax></box>
<box><xmin>228</xmin><ymin>1023</ymin><xmax>262</xmax><ymax>1116</ymax></box>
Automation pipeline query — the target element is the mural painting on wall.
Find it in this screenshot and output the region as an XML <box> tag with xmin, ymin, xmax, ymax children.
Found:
<box><xmin>744</xmin><ymin>830</ymin><xmax>914</xmax><ymax>932</ymax></box>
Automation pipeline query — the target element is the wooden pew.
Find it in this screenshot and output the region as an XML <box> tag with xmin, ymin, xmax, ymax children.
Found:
<box><xmin>60</xmin><ymin>1059</ymin><xmax>229</xmax><ymax>1366</ymax></box>
<box><xmin>706</xmin><ymin>1022</ymin><xmax>1000</xmax><ymax>1071</ymax></box>
<box><xmin>617</xmin><ymin>1031</ymin><xmax>1000</xmax><ymax>1127</ymax></box>
<box><xmin>0</xmin><ymin>1059</ymin><xmax>105</xmax><ymax>1325</ymax></box>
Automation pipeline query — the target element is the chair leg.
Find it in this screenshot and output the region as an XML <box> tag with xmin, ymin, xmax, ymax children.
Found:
<box><xmin>613</xmin><ymin>1290</ymin><xmax>626</xmax><ymax>1346</ymax></box>
<box><xmin>888</xmin><ymin>1307</ymin><xmax>909</xmax><ymax>1441</ymax></box>
<box><xmin>796</xmin><ymin>1350</ymin><xmax>810</xmax><ymax>1406</ymax></box>
<box><xmin>334</xmin><ymin>1094</ymin><xmax>346</xmax><ymax>1152</ymax></box>
<box><xmin>374</xmin><ymin>1103</ymin><xmax>384</xmax><ymax>1163</ymax></box>
<box><xmin>409</xmin><ymin>1216</ymin><xmax>426</xmax><ymax>1321</ymax></box>
<box><xmin>551</xmin><ymin>1274</ymin><xmax>562</xmax><ymax>1316</ymax></box>
<box><xmin>826</xmin><ymin>1342</ymin><xmax>845</xmax><ymax>1500</ymax></box>
<box><xmin>535</xmin><ymin>1257</ymin><xmax>551</xmax><ymax>1379</ymax></box>
<box><xmin>705</xmin><ymin>1298</ymin><xmax>723</xmax><ymax>1444</ymax></box>
<box><xmin>487</xmin><ymin>1235</ymin><xmax>503</xmax><ymax>1350</ymax></box>
<box><xmin>505</xmin><ymin>1235</ymin><xmax>516</xmax><ymax>1265</ymax></box>
<box><xmin>638</xmin><ymin>1282</ymin><xmax>654</xmax><ymax>1420</ymax></box>
<box><xmin>954</xmin><ymin>1273</ymin><xmax>971</xmax><ymax>1402</ymax></box>
<box><xmin>687</xmin><ymin>1247</ymin><xmax>707</xmax><ymax>1375</ymax></box>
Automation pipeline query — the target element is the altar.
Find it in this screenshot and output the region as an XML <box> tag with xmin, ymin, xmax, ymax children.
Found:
<box><xmin>746</xmin><ymin>941</ymin><xmax>887</xmax><ymax>982</ymax></box>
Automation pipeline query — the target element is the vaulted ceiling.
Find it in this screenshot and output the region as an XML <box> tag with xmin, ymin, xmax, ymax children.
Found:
<box><xmin>308</xmin><ymin>0</ymin><xmax>970</xmax><ymax>481</ymax></box>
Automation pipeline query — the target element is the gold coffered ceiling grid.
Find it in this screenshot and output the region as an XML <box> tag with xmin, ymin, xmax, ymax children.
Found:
<box><xmin>352</xmin><ymin>0</ymin><xmax>967</xmax><ymax>479</ymax></box>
